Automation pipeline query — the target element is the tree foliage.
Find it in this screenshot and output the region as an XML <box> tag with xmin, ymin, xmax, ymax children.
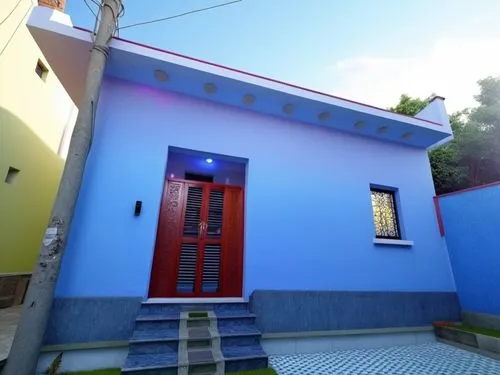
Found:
<box><xmin>390</xmin><ymin>76</ymin><xmax>500</xmax><ymax>194</ymax></box>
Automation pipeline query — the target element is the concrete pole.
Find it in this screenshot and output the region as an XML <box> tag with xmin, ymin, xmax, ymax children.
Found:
<box><xmin>2</xmin><ymin>1</ymin><xmax>122</xmax><ymax>374</ymax></box>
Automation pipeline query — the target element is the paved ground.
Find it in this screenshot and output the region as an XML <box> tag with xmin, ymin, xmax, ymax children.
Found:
<box><xmin>270</xmin><ymin>343</ymin><xmax>500</xmax><ymax>374</ymax></box>
<box><xmin>0</xmin><ymin>306</ymin><xmax>21</xmax><ymax>362</ymax></box>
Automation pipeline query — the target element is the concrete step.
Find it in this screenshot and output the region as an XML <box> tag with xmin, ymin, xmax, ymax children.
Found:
<box><xmin>123</xmin><ymin>302</ymin><xmax>268</xmax><ymax>374</ymax></box>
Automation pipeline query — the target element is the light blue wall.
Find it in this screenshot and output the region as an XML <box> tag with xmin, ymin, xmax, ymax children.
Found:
<box><xmin>56</xmin><ymin>77</ymin><xmax>456</xmax><ymax>298</ymax></box>
<box><xmin>439</xmin><ymin>183</ymin><xmax>500</xmax><ymax>315</ymax></box>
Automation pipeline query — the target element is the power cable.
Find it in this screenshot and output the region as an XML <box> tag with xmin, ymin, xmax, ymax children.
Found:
<box><xmin>118</xmin><ymin>0</ymin><xmax>242</xmax><ymax>31</ymax></box>
<box><xmin>0</xmin><ymin>1</ymin><xmax>32</xmax><ymax>59</ymax></box>
<box><xmin>0</xmin><ymin>0</ymin><xmax>24</xmax><ymax>26</ymax></box>
<box><xmin>84</xmin><ymin>0</ymin><xmax>97</xmax><ymax>18</ymax></box>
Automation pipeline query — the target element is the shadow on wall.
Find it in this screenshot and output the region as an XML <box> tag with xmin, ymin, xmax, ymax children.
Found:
<box><xmin>0</xmin><ymin>107</ymin><xmax>64</xmax><ymax>274</ymax></box>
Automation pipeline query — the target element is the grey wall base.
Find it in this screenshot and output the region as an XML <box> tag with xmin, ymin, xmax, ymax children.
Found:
<box><xmin>44</xmin><ymin>298</ymin><xmax>142</xmax><ymax>345</ymax></box>
<box><xmin>462</xmin><ymin>311</ymin><xmax>500</xmax><ymax>331</ymax></box>
<box><xmin>250</xmin><ymin>291</ymin><xmax>461</xmax><ymax>333</ymax></box>
<box><xmin>44</xmin><ymin>292</ymin><xmax>462</xmax><ymax>346</ymax></box>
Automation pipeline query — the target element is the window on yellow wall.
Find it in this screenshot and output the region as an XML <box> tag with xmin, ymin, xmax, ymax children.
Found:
<box><xmin>5</xmin><ymin>167</ymin><xmax>20</xmax><ymax>184</ymax></box>
<box><xmin>35</xmin><ymin>59</ymin><xmax>49</xmax><ymax>81</ymax></box>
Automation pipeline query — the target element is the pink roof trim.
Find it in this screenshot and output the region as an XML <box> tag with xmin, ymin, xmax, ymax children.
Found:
<box><xmin>437</xmin><ymin>181</ymin><xmax>500</xmax><ymax>198</ymax></box>
<box><xmin>74</xmin><ymin>25</ymin><xmax>442</xmax><ymax>127</ymax></box>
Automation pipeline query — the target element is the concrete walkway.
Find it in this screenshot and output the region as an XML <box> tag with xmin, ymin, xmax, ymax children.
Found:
<box><xmin>0</xmin><ymin>306</ymin><xmax>21</xmax><ymax>362</ymax></box>
<box><xmin>270</xmin><ymin>342</ymin><xmax>500</xmax><ymax>374</ymax></box>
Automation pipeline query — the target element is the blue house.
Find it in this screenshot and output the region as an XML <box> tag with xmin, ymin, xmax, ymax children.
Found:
<box><xmin>28</xmin><ymin>6</ymin><xmax>461</xmax><ymax>374</ymax></box>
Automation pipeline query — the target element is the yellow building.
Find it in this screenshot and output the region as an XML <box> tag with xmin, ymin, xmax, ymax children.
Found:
<box><xmin>0</xmin><ymin>0</ymin><xmax>76</xmax><ymax>307</ymax></box>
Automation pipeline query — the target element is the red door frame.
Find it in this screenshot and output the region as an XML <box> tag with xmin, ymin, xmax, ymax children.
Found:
<box><xmin>148</xmin><ymin>179</ymin><xmax>244</xmax><ymax>298</ymax></box>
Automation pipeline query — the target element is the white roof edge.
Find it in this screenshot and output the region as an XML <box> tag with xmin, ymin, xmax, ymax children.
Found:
<box><xmin>113</xmin><ymin>37</ymin><xmax>444</xmax><ymax>130</ymax></box>
<box><xmin>30</xmin><ymin>6</ymin><xmax>447</xmax><ymax>132</ymax></box>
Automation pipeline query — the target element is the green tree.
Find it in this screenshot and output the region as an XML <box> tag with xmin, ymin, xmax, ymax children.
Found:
<box><xmin>388</xmin><ymin>94</ymin><xmax>429</xmax><ymax>116</ymax></box>
<box><xmin>389</xmin><ymin>76</ymin><xmax>500</xmax><ymax>194</ymax></box>
<box><xmin>389</xmin><ymin>94</ymin><xmax>465</xmax><ymax>194</ymax></box>
<box><xmin>429</xmin><ymin>113</ymin><xmax>468</xmax><ymax>194</ymax></box>
<box><xmin>463</xmin><ymin>76</ymin><xmax>500</xmax><ymax>185</ymax></box>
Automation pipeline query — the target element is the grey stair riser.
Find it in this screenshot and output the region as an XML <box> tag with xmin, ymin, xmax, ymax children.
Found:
<box><xmin>221</xmin><ymin>335</ymin><xmax>261</xmax><ymax>348</ymax></box>
<box><xmin>225</xmin><ymin>357</ymin><xmax>269</xmax><ymax>373</ymax></box>
<box><xmin>130</xmin><ymin>341</ymin><xmax>178</xmax><ymax>355</ymax></box>
<box><xmin>135</xmin><ymin>320</ymin><xmax>180</xmax><ymax>331</ymax></box>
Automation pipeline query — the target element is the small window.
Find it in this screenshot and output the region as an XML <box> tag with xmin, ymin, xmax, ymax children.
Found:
<box><xmin>5</xmin><ymin>166</ymin><xmax>20</xmax><ymax>184</ymax></box>
<box><xmin>370</xmin><ymin>187</ymin><xmax>401</xmax><ymax>239</ymax></box>
<box><xmin>35</xmin><ymin>59</ymin><xmax>48</xmax><ymax>80</ymax></box>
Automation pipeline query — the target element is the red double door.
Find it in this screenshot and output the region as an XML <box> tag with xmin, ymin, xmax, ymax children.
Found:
<box><xmin>149</xmin><ymin>179</ymin><xmax>244</xmax><ymax>297</ymax></box>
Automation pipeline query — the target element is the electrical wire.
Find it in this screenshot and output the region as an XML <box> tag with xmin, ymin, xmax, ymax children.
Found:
<box><xmin>115</xmin><ymin>1</ymin><xmax>125</xmax><ymax>37</ymax></box>
<box><xmin>118</xmin><ymin>0</ymin><xmax>242</xmax><ymax>31</ymax></box>
<box><xmin>84</xmin><ymin>0</ymin><xmax>98</xmax><ymax>18</ymax></box>
<box><xmin>0</xmin><ymin>0</ymin><xmax>24</xmax><ymax>26</ymax></box>
<box><xmin>0</xmin><ymin>2</ymin><xmax>32</xmax><ymax>59</ymax></box>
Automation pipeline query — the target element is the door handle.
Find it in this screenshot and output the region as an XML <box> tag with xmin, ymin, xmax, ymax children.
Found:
<box><xmin>198</xmin><ymin>221</ymin><xmax>208</xmax><ymax>238</ymax></box>
<box><xmin>198</xmin><ymin>221</ymin><xmax>204</xmax><ymax>238</ymax></box>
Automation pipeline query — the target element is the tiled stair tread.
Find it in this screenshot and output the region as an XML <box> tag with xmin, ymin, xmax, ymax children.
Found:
<box><xmin>218</xmin><ymin>325</ymin><xmax>262</xmax><ymax>337</ymax></box>
<box><xmin>222</xmin><ymin>345</ymin><xmax>268</xmax><ymax>359</ymax></box>
<box><xmin>123</xmin><ymin>352</ymin><xmax>178</xmax><ymax>371</ymax></box>
<box><xmin>136</xmin><ymin>314</ymin><xmax>180</xmax><ymax>321</ymax></box>
<box><xmin>136</xmin><ymin>312</ymin><xmax>256</xmax><ymax>321</ymax></box>
<box><xmin>131</xmin><ymin>329</ymin><xmax>178</xmax><ymax>341</ymax></box>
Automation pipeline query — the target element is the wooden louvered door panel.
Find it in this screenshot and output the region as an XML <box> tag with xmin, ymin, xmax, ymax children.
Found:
<box><xmin>148</xmin><ymin>180</ymin><xmax>186</xmax><ymax>297</ymax></box>
<box><xmin>199</xmin><ymin>187</ymin><xmax>225</xmax><ymax>294</ymax></box>
<box><xmin>198</xmin><ymin>185</ymin><xmax>244</xmax><ymax>297</ymax></box>
<box><xmin>149</xmin><ymin>179</ymin><xmax>244</xmax><ymax>298</ymax></box>
<box><xmin>175</xmin><ymin>184</ymin><xmax>204</xmax><ymax>294</ymax></box>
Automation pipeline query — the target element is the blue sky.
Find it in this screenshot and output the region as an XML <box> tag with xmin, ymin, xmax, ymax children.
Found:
<box><xmin>67</xmin><ymin>0</ymin><xmax>500</xmax><ymax>112</ymax></box>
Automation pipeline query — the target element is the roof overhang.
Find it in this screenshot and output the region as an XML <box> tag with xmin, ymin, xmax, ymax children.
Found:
<box><xmin>27</xmin><ymin>6</ymin><xmax>453</xmax><ymax>149</ymax></box>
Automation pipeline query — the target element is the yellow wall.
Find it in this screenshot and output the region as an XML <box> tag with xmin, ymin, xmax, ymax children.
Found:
<box><xmin>0</xmin><ymin>0</ymin><xmax>77</xmax><ymax>273</ymax></box>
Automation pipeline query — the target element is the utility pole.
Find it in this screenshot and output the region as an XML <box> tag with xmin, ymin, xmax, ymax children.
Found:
<box><xmin>2</xmin><ymin>1</ymin><xmax>122</xmax><ymax>374</ymax></box>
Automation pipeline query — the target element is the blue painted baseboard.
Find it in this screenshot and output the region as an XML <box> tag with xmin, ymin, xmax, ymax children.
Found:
<box><xmin>44</xmin><ymin>292</ymin><xmax>461</xmax><ymax>345</ymax></box>
<box><xmin>249</xmin><ymin>290</ymin><xmax>461</xmax><ymax>333</ymax></box>
<box><xmin>44</xmin><ymin>297</ymin><xmax>142</xmax><ymax>345</ymax></box>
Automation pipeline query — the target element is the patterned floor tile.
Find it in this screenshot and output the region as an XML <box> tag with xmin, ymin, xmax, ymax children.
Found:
<box><xmin>269</xmin><ymin>343</ymin><xmax>500</xmax><ymax>374</ymax></box>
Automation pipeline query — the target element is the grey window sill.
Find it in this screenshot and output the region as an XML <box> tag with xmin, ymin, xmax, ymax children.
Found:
<box><xmin>373</xmin><ymin>238</ymin><xmax>414</xmax><ymax>247</ymax></box>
